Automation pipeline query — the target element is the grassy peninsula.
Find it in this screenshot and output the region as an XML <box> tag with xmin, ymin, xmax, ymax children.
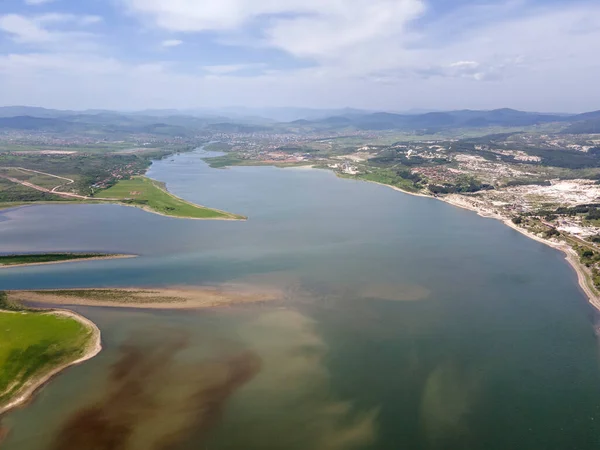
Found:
<box><xmin>0</xmin><ymin>253</ymin><xmax>133</xmax><ymax>268</ymax></box>
<box><xmin>95</xmin><ymin>176</ymin><xmax>244</xmax><ymax>220</ymax></box>
<box><xmin>0</xmin><ymin>294</ymin><xmax>100</xmax><ymax>414</ymax></box>
<box><xmin>0</xmin><ymin>151</ymin><xmax>244</xmax><ymax>220</ymax></box>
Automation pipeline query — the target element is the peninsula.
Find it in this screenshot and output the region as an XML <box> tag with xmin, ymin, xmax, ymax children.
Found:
<box><xmin>0</xmin><ymin>284</ymin><xmax>281</xmax><ymax>417</ymax></box>
<box><xmin>0</xmin><ymin>151</ymin><xmax>244</xmax><ymax>220</ymax></box>
<box><xmin>0</xmin><ymin>253</ymin><xmax>136</xmax><ymax>268</ymax></box>
<box><xmin>0</xmin><ymin>294</ymin><xmax>101</xmax><ymax>416</ymax></box>
<box><xmin>94</xmin><ymin>176</ymin><xmax>244</xmax><ymax>220</ymax></box>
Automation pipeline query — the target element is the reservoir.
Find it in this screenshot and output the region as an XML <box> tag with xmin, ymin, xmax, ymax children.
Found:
<box><xmin>1</xmin><ymin>150</ymin><xmax>599</xmax><ymax>449</ymax></box>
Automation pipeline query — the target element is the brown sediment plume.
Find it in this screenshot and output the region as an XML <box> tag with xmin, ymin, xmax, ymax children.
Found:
<box><xmin>154</xmin><ymin>350</ymin><xmax>262</xmax><ymax>449</ymax></box>
<box><xmin>0</xmin><ymin>424</ymin><xmax>8</xmax><ymax>446</ymax></box>
<box><xmin>50</xmin><ymin>329</ymin><xmax>261</xmax><ymax>450</ymax></box>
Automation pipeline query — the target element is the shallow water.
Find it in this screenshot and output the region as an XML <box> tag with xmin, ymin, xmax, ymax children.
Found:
<box><xmin>1</xmin><ymin>150</ymin><xmax>600</xmax><ymax>449</ymax></box>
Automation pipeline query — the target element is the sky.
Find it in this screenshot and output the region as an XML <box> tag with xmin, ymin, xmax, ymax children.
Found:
<box><xmin>0</xmin><ymin>0</ymin><xmax>598</xmax><ymax>112</ymax></box>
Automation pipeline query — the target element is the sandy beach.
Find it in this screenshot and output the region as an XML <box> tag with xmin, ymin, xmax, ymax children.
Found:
<box><xmin>0</xmin><ymin>309</ymin><xmax>102</xmax><ymax>417</ymax></box>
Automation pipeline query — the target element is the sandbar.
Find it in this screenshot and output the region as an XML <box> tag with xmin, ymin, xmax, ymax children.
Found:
<box><xmin>7</xmin><ymin>285</ymin><xmax>283</xmax><ymax>310</ymax></box>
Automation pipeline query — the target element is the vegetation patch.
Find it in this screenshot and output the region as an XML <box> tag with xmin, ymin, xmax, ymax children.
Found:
<box><xmin>31</xmin><ymin>289</ymin><xmax>181</xmax><ymax>304</ymax></box>
<box><xmin>0</xmin><ymin>291</ymin><xmax>24</xmax><ymax>311</ymax></box>
<box><xmin>0</xmin><ymin>294</ymin><xmax>93</xmax><ymax>408</ymax></box>
<box><xmin>573</xmin><ymin>246</ymin><xmax>600</xmax><ymax>290</ymax></box>
<box><xmin>428</xmin><ymin>175</ymin><xmax>494</xmax><ymax>194</ymax></box>
<box><xmin>203</xmin><ymin>142</ymin><xmax>233</xmax><ymax>152</ymax></box>
<box><xmin>95</xmin><ymin>176</ymin><xmax>244</xmax><ymax>219</ymax></box>
<box><xmin>0</xmin><ymin>253</ymin><xmax>115</xmax><ymax>266</ymax></box>
<box><xmin>0</xmin><ymin>177</ymin><xmax>72</xmax><ymax>203</ymax></box>
<box><xmin>354</xmin><ymin>168</ymin><xmax>423</xmax><ymax>193</ymax></box>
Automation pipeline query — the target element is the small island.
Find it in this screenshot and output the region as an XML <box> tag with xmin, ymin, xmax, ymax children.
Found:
<box><xmin>0</xmin><ymin>253</ymin><xmax>136</xmax><ymax>268</ymax></box>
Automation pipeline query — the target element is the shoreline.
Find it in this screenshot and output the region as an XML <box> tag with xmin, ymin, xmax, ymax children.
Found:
<box><xmin>133</xmin><ymin>203</ymin><xmax>246</xmax><ymax>221</ymax></box>
<box><xmin>408</xmin><ymin>186</ymin><xmax>600</xmax><ymax>309</ymax></box>
<box><xmin>105</xmin><ymin>175</ymin><xmax>245</xmax><ymax>221</ymax></box>
<box><xmin>0</xmin><ymin>254</ymin><xmax>138</xmax><ymax>269</ymax></box>
<box><xmin>222</xmin><ymin>162</ymin><xmax>600</xmax><ymax>311</ymax></box>
<box><xmin>100</xmin><ymin>175</ymin><xmax>245</xmax><ymax>221</ymax></box>
<box><xmin>0</xmin><ymin>309</ymin><xmax>102</xmax><ymax>417</ymax></box>
<box><xmin>453</xmin><ymin>198</ymin><xmax>600</xmax><ymax>309</ymax></box>
<box><xmin>351</xmin><ymin>175</ymin><xmax>600</xmax><ymax>310</ymax></box>
<box><xmin>0</xmin><ymin>282</ymin><xmax>280</xmax><ymax>418</ymax></box>
<box><xmin>0</xmin><ymin>201</ymin><xmax>246</xmax><ymax>221</ymax></box>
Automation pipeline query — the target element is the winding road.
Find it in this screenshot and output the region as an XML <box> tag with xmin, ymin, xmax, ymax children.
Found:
<box><xmin>0</xmin><ymin>167</ymin><xmax>118</xmax><ymax>200</ymax></box>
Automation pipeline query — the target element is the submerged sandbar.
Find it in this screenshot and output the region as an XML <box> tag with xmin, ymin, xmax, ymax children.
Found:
<box><xmin>7</xmin><ymin>286</ymin><xmax>283</xmax><ymax>310</ymax></box>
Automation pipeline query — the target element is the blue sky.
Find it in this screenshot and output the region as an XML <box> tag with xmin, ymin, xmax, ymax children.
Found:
<box><xmin>0</xmin><ymin>0</ymin><xmax>598</xmax><ymax>112</ymax></box>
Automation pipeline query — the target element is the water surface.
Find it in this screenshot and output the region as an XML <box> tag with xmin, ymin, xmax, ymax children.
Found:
<box><xmin>1</xmin><ymin>150</ymin><xmax>599</xmax><ymax>449</ymax></box>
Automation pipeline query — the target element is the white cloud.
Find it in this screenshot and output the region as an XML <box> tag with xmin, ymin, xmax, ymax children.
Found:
<box><xmin>123</xmin><ymin>0</ymin><xmax>425</xmax><ymax>62</ymax></box>
<box><xmin>203</xmin><ymin>64</ymin><xmax>246</xmax><ymax>75</ymax></box>
<box><xmin>161</xmin><ymin>39</ymin><xmax>183</xmax><ymax>48</ymax></box>
<box><xmin>24</xmin><ymin>0</ymin><xmax>57</xmax><ymax>5</ymax></box>
<box><xmin>1</xmin><ymin>1</ymin><xmax>600</xmax><ymax>112</ymax></box>
<box><xmin>203</xmin><ymin>64</ymin><xmax>264</xmax><ymax>75</ymax></box>
<box><xmin>123</xmin><ymin>0</ymin><xmax>345</xmax><ymax>31</ymax></box>
<box><xmin>119</xmin><ymin>0</ymin><xmax>600</xmax><ymax>85</ymax></box>
<box><xmin>80</xmin><ymin>15</ymin><xmax>103</xmax><ymax>25</ymax></box>
<box><xmin>0</xmin><ymin>14</ymin><xmax>52</xmax><ymax>43</ymax></box>
<box><xmin>449</xmin><ymin>61</ymin><xmax>479</xmax><ymax>69</ymax></box>
<box><xmin>0</xmin><ymin>13</ymin><xmax>101</xmax><ymax>48</ymax></box>
<box><xmin>263</xmin><ymin>0</ymin><xmax>424</xmax><ymax>60</ymax></box>
<box><xmin>36</xmin><ymin>13</ymin><xmax>103</xmax><ymax>26</ymax></box>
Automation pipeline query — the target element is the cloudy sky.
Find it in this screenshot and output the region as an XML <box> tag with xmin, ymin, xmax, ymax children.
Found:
<box><xmin>0</xmin><ymin>0</ymin><xmax>598</xmax><ymax>112</ymax></box>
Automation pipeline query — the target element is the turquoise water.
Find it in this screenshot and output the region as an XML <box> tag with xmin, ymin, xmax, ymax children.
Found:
<box><xmin>1</xmin><ymin>150</ymin><xmax>599</xmax><ymax>449</ymax></box>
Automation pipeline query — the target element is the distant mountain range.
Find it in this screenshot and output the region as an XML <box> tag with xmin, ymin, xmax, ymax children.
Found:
<box><xmin>287</xmin><ymin>108</ymin><xmax>585</xmax><ymax>131</ymax></box>
<box><xmin>0</xmin><ymin>106</ymin><xmax>599</xmax><ymax>135</ymax></box>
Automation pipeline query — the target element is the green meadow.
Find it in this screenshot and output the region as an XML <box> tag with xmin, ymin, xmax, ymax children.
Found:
<box><xmin>0</xmin><ymin>253</ymin><xmax>112</xmax><ymax>266</ymax></box>
<box><xmin>0</xmin><ymin>297</ymin><xmax>94</xmax><ymax>408</ymax></box>
<box><xmin>96</xmin><ymin>176</ymin><xmax>244</xmax><ymax>220</ymax></box>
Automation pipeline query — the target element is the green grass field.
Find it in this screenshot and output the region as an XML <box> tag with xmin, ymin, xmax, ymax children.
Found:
<box><xmin>0</xmin><ymin>253</ymin><xmax>113</xmax><ymax>266</ymax></box>
<box><xmin>0</xmin><ymin>177</ymin><xmax>72</xmax><ymax>204</ymax></box>
<box><xmin>0</xmin><ymin>307</ymin><xmax>93</xmax><ymax>407</ymax></box>
<box><xmin>354</xmin><ymin>169</ymin><xmax>421</xmax><ymax>193</ymax></box>
<box><xmin>96</xmin><ymin>176</ymin><xmax>243</xmax><ymax>219</ymax></box>
<box><xmin>204</xmin><ymin>154</ymin><xmax>246</xmax><ymax>168</ymax></box>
